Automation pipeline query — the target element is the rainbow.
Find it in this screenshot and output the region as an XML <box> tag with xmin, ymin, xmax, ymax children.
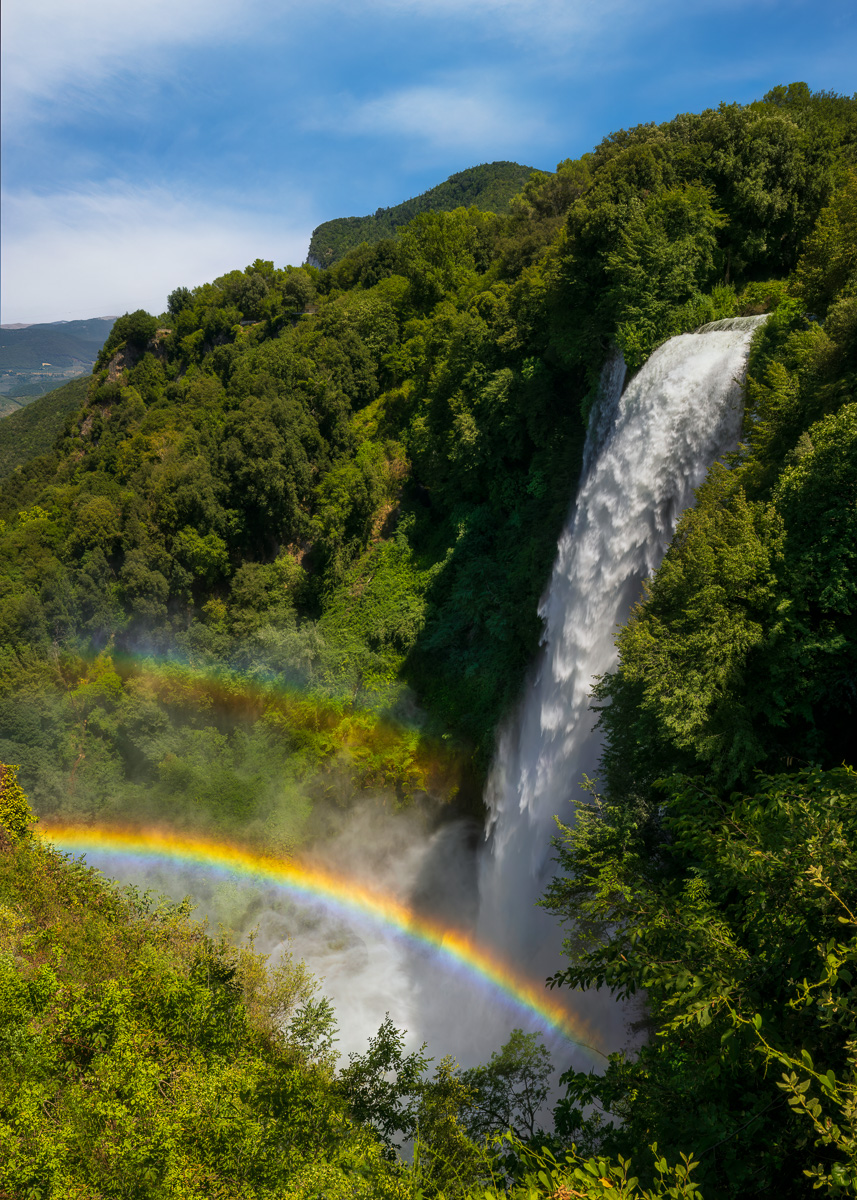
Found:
<box><xmin>53</xmin><ymin>648</ymin><xmax>464</xmax><ymax>803</ymax></box>
<box><xmin>38</xmin><ymin>823</ymin><xmax>604</xmax><ymax>1059</ymax></box>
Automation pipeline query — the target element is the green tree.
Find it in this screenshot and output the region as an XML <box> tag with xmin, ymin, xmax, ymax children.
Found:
<box><xmin>793</xmin><ymin>171</ymin><xmax>857</xmax><ymax>313</ymax></box>
<box><xmin>0</xmin><ymin>762</ymin><xmax>36</xmax><ymax>842</ymax></box>
<box><xmin>460</xmin><ymin>1028</ymin><xmax>552</xmax><ymax>1141</ymax></box>
<box><xmin>97</xmin><ymin>309</ymin><xmax>159</xmax><ymax>366</ymax></box>
<box><xmin>542</xmin><ymin>768</ymin><xmax>857</xmax><ymax>1196</ymax></box>
<box><xmin>336</xmin><ymin>1014</ymin><xmax>430</xmax><ymax>1153</ymax></box>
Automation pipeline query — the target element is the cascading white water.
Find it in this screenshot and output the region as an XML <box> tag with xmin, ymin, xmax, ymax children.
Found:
<box><xmin>476</xmin><ymin>318</ymin><xmax>765</xmax><ymax>978</ymax></box>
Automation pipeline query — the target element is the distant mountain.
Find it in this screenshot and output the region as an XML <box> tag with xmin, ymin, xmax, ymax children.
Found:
<box><xmin>306</xmin><ymin>161</ymin><xmax>538</xmax><ymax>268</ymax></box>
<box><xmin>0</xmin><ymin>317</ymin><xmax>115</xmax><ymax>410</ymax></box>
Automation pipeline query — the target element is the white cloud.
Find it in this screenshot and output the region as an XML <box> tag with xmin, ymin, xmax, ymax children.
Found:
<box><xmin>0</xmin><ymin>0</ymin><xmax>265</xmax><ymax>125</ymax></box>
<box><xmin>318</xmin><ymin>78</ymin><xmax>552</xmax><ymax>156</ymax></box>
<box><xmin>0</xmin><ymin>184</ymin><xmax>313</xmax><ymax>324</ymax></box>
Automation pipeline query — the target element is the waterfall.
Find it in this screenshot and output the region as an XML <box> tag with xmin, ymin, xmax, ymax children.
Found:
<box><xmin>476</xmin><ymin>318</ymin><xmax>765</xmax><ymax>977</ymax></box>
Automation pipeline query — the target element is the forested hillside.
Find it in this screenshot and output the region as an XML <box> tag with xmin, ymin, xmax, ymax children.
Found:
<box><xmin>306</xmin><ymin>161</ymin><xmax>536</xmax><ymax>267</ymax></box>
<box><xmin>1</xmin><ymin>81</ymin><xmax>856</xmax><ymax>1195</ymax></box>
<box><xmin>0</xmin><ymin>376</ymin><xmax>90</xmax><ymax>480</ymax></box>
<box><xmin>0</xmin><ymin>766</ymin><xmax>704</xmax><ymax>1198</ymax></box>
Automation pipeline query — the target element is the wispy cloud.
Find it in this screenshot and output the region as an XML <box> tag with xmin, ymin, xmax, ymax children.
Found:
<box><xmin>315</xmin><ymin>77</ymin><xmax>554</xmax><ymax>157</ymax></box>
<box><xmin>1</xmin><ymin>0</ymin><xmax>265</xmax><ymax>125</ymax></box>
<box><xmin>0</xmin><ymin>184</ymin><xmax>313</xmax><ymax>324</ymax></box>
<box><xmin>368</xmin><ymin>0</ymin><xmax>641</xmax><ymax>46</ymax></box>
<box><xmin>1</xmin><ymin>0</ymin><xmax>642</xmax><ymax>129</ymax></box>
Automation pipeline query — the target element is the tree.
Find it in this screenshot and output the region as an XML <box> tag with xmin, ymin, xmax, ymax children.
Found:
<box><xmin>542</xmin><ymin>767</ymin><xmax>857</xmax><ymax>1196</ymax></box>
<box><xmin>793</xmin><ymin>171</ymin><xmax>857</xmax><ymax>314</ymax></box>
<box><xmin>0</xmin><ymin>762</ymin><xmax>36</xmax><ymax>843</ymax></box>
<box><xmin>336</xmin><ymin>1015</ymin><xmax>430</xmax><ymax>1152</ymax></box>
<box><xmin>96</xmin><ymin>309</ymin><xmax>159</xmax><ymax>366</ymax></box>
<box><xmin>459</xmin><ymin>1028</ymin><xmax>552</xmax><ymax>1141</ymax></box>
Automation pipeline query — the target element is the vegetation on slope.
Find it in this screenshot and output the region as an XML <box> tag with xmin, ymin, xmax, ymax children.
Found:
<box><xmin>307</xmin><ymin>162</ymin><xmax>537</xmax><ymax>268</ymax></box>
<box><xmin>3</xmin><ymin>85</ymin><xmax>854</xmax><ymax>832</ymax></box>
<box><xmin>0</xmin><ymin>767</ymin><xmax>706</xmax><ymax>1199</ymax></box>
<box><xmin>0</xmin><ymin>763</ymin><xmax>436</xmax><ymax>1198</ymax></box>
<box><xmin>0</xmin><ymin>376</ymin><xmax>90</xmax><ymax>481</ymax></box>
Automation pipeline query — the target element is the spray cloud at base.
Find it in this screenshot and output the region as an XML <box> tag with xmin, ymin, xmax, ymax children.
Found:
<box><xmin>39</xmin><ymin>815</ymin><xmax>604</xmax><ymax>1068</ymax></box>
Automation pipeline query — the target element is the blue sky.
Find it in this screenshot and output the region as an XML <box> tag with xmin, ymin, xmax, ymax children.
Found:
<box><xmin>2</xmin><ymin>0</ymin><xmax>855</xmax><ymax>324</ymax></box>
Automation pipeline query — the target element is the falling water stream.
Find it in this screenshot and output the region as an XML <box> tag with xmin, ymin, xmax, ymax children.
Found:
<box><xmin>474</xmin><ymin>317</ymin><xmax>765</xmax><ymax>997</ymax></box>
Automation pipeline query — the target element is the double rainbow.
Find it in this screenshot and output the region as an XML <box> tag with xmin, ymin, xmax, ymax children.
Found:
<box><xmin>38</xmin><ymin>823</ymin><xmax>603</xmax><ymax>1059</ymax></box>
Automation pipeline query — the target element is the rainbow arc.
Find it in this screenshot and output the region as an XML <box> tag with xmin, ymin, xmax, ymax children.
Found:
<box><xmin>38</xmin><ymin>822</ymin><xmax>603</xmax><ymax>1058</ymax></box>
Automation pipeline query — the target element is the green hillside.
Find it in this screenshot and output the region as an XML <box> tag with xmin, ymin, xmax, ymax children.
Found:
<box><xmin>0</xmin><ymin>376</ymin><xmax>90</xmax><ymax>480</ymax></box>
<box><xmin>0</xmin><ymin>770</ymin><xmax>452</xmax><ymax>1198</ymax></box>
<box><xmin>306</xmin><ymin>161</ymin><xmax>538</xmax><ymax>267</ymax></box>
<box><xmin>1</xmin><ymin>82</ymin><xmax>856</xmax><ymax>1195</ymax></box>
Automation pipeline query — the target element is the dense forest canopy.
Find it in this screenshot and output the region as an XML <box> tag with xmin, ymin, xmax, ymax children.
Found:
<box><xmin>1</xmin><ymin>82</ymin><xmax>857</xmax><ymax>1195</ymax></box>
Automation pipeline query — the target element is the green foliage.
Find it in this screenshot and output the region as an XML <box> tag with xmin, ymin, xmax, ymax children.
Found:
<box><xmin>793</xmin><ymin>170</ymin><xmax>857</xmax><ymax>313</ymax></box>
<box><xmin>96</xmin><ymin>309</ymin><xmax>160</xmax><ymax>367</ymax></box>
<box><xmin>0</xmin><ymin>800</ymin><xmax>712</xmax><ymax>1195</ymax></box>
<box><xmin>543</xmin><ymin>768</ymin><xmax>857</xmax><ymax>1195</ymax></box>
<box><xmin>0</xmin><ymin>375</ymin><xmax>89</xmax><ymax>481</ymax></box>
<box><xmin>0</xmin><ymin>761</ymin><xmax>36</xmax><ymax>842</ymax></box>
<box><xmin>0</xmin><ymin>810</ymin><xmax>531</xmax><ymax>1197</ymax></box>
<box><xmin>412</xmin><ymin>1057</ymin><xmax>492</xmax><ymax>1197</ymax></box>
<box><xmin>544</xmin><ymin>125</ymin><xmax>857</xmax><ymax>1197</ymax></box>
<box><xmin>485</xmin><ymin>1134</ymin><xmax>702</xmax><ymax>1200</ymax></box>
<box><xmin>596</xmin><ymin>175</ymin><xmax>857</xmax><ymax>794</ymax></box>
<box><xmin>337</xmin><ymin>1014</ymin><xmax>432</xmax><ymax>1152</ymax></box>
<box><xmin>460</xmin><ymin>1029</ymin><xmax>552</xmax><ymax>1142</ymax></box>
<box><xmin>308</xmin><ymin>162</ymin><xmax>537</xmax><ymax>268</ymax></box>
<box><xmin>606</xmin><ymin>184</ymin><xmax>725</xmax><ymax>368</ymax></box>
<box><xmin>2</xmin><ymin>82</ymin><xmax>857</xmax><ymax>1200</ymax></box>
<box><xmin>0</xmin><ymin>648</ymin><xmax>455</xmax><ymax>863</ymax></box>
<box><xmin>2</xmin><ymin>85</ymin><xmax>853</xmax><ymax>780</ymax></box>
<box><xmin>399</xmin><ymin>209</ymin><xmax>489</xmax><ymax>309</ymax></box>
<box><xmin>0</xmin><ymin>828</ymin><xmax>415</xmax><ymax>1199</ymax></box>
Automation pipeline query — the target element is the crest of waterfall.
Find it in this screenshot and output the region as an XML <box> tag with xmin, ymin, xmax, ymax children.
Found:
<box><xmin>476</xmin><ymin>317</ymin><xmax>767</xmax><ymax>974</ymax></box>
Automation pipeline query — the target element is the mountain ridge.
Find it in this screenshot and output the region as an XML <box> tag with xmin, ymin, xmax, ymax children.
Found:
<box><xmin>0</xmin><ymin>316</ymin><xmax>116</xmax><ymax>411</ymax></box>
<box><xmin>306</xmin><ymin>160</ymin><xmax>540</xmax><ymax>267</ymax></box>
